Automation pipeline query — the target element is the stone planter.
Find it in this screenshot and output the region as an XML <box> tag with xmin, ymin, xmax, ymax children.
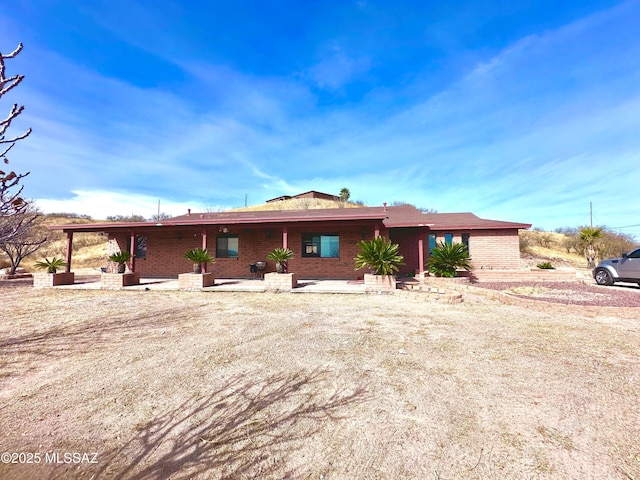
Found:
<box><xmin>101</xmin><ymin>272</ymin><xmax>141</xmax><ymax>289</ymax></box>
<box><xmin>178</xmin><ymin>272</ymin><xmax>215</xmax><ymax>290</ymax></box>
<box><xmin>264</xmin><ymin>272</ymin><xmax>297</xmax><ymax>292</ymax></box>
<box><xmin>364</xmin><ymin>273</ymin><xmax>397</xmax><ymax>293</ymax></box>
<box><xmin>33</xmin><ymin>272</ymin><xmax>75</xmax><ymax>288</ymax></box>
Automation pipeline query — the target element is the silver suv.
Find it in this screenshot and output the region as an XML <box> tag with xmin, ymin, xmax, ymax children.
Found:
<box><xmin>593</xmin><ymin>247</ymin><xmax>640</xmax><ymax>286</ymax></box>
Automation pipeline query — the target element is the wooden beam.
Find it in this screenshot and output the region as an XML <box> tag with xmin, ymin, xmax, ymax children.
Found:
<box><xmin>202</xmin><ymin>228</ymin><xmax>208</xmax><ymax>273</ymax></box>
<box><xmin>65</xmin><ymin>231</ymin><xmax>73</xmax><ymax>273</ymax></box>
<box><xmin>418</xmin><ymin>231</ymin><xmax>425</xmax><ymax>275</ymax></box>
<box><xmin>130</xmin><ymin>232</ymin><xmax>136</xmax><ymax>273</ymax></box>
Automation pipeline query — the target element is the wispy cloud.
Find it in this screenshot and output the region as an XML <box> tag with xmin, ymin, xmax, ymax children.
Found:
<box><xmin>2</xmin><ymin>1</ymin><xmax>639</xmax><ymax>236</ymax></box>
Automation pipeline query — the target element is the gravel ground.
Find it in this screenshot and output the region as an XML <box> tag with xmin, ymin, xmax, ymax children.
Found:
<box><xmin>0</xmin><ymin>280</ymin><xmax>639</xmax><ymax>479</ymax></box>
<box><xmin>472</xmin><ymin>281</ymin><xmax>640</xmax><ymax>307</ymax></box>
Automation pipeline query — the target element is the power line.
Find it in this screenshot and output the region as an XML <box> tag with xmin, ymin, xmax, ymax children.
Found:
<box><xmin>610</xmin><ymin>223</ymin><xmax>640</xmax><ymax>229</ymax></box>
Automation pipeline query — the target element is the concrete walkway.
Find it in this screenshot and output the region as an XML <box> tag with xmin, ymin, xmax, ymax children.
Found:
<box><xmin>55</xmin><ymin>275</ymin><xmax>368</xmax><ymax>294</ymax></box>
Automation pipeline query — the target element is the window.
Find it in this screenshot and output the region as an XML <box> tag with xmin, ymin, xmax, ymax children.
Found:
<box><xmin>127</xmin><ymin>236</ymin><xmax>147</xmax><ymax>259</ymax></box>
<box><xmin>135</xmin><ymin>236</ymin><xmax>147</xmax><ymax>259</ymax></box>
<box><xmin>428</xmin><ymin>234</ymin><xmax>437</xmax><ymax>255</ymax></box>
<box><xmin>302</xmin><ymin>233</ymin><xmax>339</xmax><ymax>258</ymax></box>
<box><xmin>462</xmin><ymin>233</ymin><xmax>470</xmax><ymax>254</ymax></box>
<box><xmin>628</xmin><ymin>248</ymin><xmax>640</xmax><ymax>259</ymax></box>
<box><xmin>444</xmin><ymin>233</ymin><xmax>453</xmax><ymax>246</ymax></box>
<box><xmin>217</xmin><ymin>235</ymin><xmax>239</xmax><ymax>258</ymax></box>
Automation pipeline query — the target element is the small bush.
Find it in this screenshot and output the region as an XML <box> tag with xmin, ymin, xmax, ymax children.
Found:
<box><xmin>536</xmin><ymin>261</ymin><xmax>555</xmax><ymax>269</ymax></box>
<box><xmin>427</xmin><ymin>242</ymin><xmax>473</xmax><ymax>278</ymax></box>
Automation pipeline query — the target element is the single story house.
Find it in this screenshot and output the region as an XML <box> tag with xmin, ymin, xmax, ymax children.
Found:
<box><xmin>51</xmin><ymin>204</ymin><xmax>531</xmax><ymax>279</ymax></box>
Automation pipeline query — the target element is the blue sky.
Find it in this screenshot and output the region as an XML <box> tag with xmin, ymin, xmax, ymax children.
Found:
<box><xmin>1</xmin><ymin>1</ymin><xmax>639</xmax><ymax>237</ymax></box>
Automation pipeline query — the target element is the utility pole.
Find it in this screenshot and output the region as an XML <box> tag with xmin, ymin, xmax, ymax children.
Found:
<box><xmin>590</xmin><ymin>202</ymin><xmax>593</xmax><ymax>228</ymax></box>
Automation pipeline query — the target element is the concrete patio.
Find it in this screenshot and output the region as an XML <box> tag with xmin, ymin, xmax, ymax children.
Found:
<box><xmin>54</xmin><ymin>275</ymin><xmax>370</xmax><ymax>294</ymax></box>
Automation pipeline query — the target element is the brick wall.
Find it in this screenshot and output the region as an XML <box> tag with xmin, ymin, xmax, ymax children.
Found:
<box><xmin>463</xmin><ymin>229</ymin><xmax>521</xmax><ymax>270</ymax></box>
<box><xmin>390</xmin><ymin>228</ymin><xmax>424</xmax><ymax>275</ymax></box>
<box><xmin>426</xmin><ymin>229</ymin><xmax>522</xmax><ymax>270</ymax></box>
<box><xmin>106</xmin><ymin>225</ymin><xmax>523</xmax><ymax>278</ymax></box>
<box><xmin>108</xmin><ymin>224</ymin><xmax>375</xmax><ymax>279</ymax></box>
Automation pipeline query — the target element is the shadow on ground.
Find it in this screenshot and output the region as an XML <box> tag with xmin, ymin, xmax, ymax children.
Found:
<box><xmin>92</xmin><ymin>369</ymin><xmax>369</xmax><ymax>479</ymax></box>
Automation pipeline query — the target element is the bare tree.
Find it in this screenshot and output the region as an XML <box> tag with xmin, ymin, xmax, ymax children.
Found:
<box><xmin>1</xmin><ymin>43</ymin><xmax>32</xmax><ymax>242</ymax></box>
<box><xmin>0</xmin><ymin>203</ymin><xmax>46</xmax><ymax>274</ymax></box>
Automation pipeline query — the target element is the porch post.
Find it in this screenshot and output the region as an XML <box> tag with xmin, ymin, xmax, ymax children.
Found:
<box><xmin>418</xmin><ymin>230</ymin><xmax>425</xmax><ymax>276</ymax></box>
<box><xmin>282</xmin><ymin>226</ymin><xmax>288</xmax><ymax>249</ymax></box>
<box><xmin>129</xmin><ymin>232</ymin><xmax>136</xmax><ymax>272</ymax></box>
<box><xmin>65</xmin><ymin>231</ymin><xmax>73</xmax><ymax>273</ymax></box>
<box><xmin>202</xmin><ymin>228</ymin><xmax>208</xmax><ymax>273</ymax></box>
<box><xmin>374</xmin><ymin>223</ymin><xmax>380</xmax><ymax>238</ymax></box>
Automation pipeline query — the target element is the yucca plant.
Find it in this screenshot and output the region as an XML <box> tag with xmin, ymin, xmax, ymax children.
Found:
<box><xmin>184</xmin><ymin>248</ymin><xmax>214</xmax><ymax>274</ymax></box>
<box><xmin>354</xmin><ymin>236</ymin><xmax>404</xmax><ymax>276</ymax></box>
<box><xmin>108</xmin><ymin>251</ymin><xmax>131</xmax><ymax>273</ymax></box>
<box><xmin>426</xmin><ymin>242</ymin><xmax>473</xmax><ymax>278</ymax></box>
<box><xmin>34</xmin><ymin>257</ymin><xmax>67</xmax><ymax>274</ymax></box>
<box><xmin>266</xmin><ymin>247</ymin><xmax>294</xmax><ymax>273</ymax></box>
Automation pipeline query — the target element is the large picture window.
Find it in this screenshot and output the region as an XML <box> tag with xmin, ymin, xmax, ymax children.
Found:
<box><xmin>302</xmin><ymin>233</ymin><xmax>340</xmax><ymax>258</ymax></box>
<box><xmin>217</xmin><ymin>235</ymin><xmax>239</xmax><ymax>258</ymax></box>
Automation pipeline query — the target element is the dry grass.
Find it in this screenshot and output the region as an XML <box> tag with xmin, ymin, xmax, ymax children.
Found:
<box><xmin>6</xmin><ymin>215</ymin><xmax>109</xmax><ymax>271</ymax></box>
<box><xmin>232</xmin><ymin>198</ymin><xmax>364</xmax><ymax>212</ymax></box>
<box><xmin>0</xmin><ymin>285</ymin><xmax>638</xmax><ymax>479</ymax></box>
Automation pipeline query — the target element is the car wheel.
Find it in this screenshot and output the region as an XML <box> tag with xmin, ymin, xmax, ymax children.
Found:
<box><xmin>594</xmin><ymin>269</ymin><xmax>613</xmax><ymax>286</ymax></box>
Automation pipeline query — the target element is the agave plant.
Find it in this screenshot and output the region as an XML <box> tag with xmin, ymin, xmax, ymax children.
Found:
<box><xmin>354</xmin><ymin>236</ymin><xmax>404</xmax><ymax>276</ymax></box>
<box><xmin>34</xmin><ymin>257</ymin><xmax>67</xmax><ymax>274</ymax></box>
<box><xmin>108</xmin><ymin>251</ymin><xmax>131</xmax><ymax>273</ymax></box>
<box><xmin>266</xmin><ymin>247</ymin><xmax>294</xmax><ymax>273</ymax></box>
<box><xmin>184</xmin><ymin>248</ymin><xmax>214</xmax><ymax>273</ymax></box>
<box><xmin>426</xmin><ymin>242</ymin><xmax>473</xmax><ymax>278</ymax></box>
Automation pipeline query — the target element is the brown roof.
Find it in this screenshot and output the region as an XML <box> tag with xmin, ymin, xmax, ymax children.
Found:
<box><xmin>265</xmin><ymin>190</ymin><xmax>341</xmax><ymax>203</ymax></box>
<box><xmin>49</xmin><ymin>205</ymin><xmax>530</xmax><ymax>232</ymax></box>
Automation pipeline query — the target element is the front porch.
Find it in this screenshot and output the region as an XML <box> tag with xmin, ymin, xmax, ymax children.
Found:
<box><xmin>51</xmin><ymin>274</ymin><xmax>371</xmax><ymax>294</ymax></box>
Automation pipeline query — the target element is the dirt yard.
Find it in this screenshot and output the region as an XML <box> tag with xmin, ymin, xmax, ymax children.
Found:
<box><xmin>0</xmin><ymin>281</ymin><xmax>638</xmax><ymax>479</ymax></box>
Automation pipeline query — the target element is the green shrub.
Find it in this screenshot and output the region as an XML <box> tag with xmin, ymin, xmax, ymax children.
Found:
<box><xmin>354</xmin><ymin>236</ymin><xmax>404</xmax><ymax>276</ymax></box>
<box><xmin>426</xmin><ymin>242</ymin><xmax>473</xmax><ymax>278</ymax></box>
<box><xmin>183</xmin><ymin>248</ymin><xmax>214</xmax><ymax>264</ymax></box>
<box><xmin>108</xmin><ymin>251</ymin><xmax>131</xmax><ymax>264</ymax></box>
<box><xmin>536</xmin><ymin>261</ymin><xmax>554</xmax><ymax>269</ymax></box>
<box><xmin>266</xmin><ymin>247</ymin><xmax>294</xmax><ymax>273</ymax></box>
<box><xmin>34</xmin><ymin>257</ymin><xmax>67</xmax><ymax>274</ymax></box>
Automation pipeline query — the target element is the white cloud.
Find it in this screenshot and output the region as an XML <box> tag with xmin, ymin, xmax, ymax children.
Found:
<box><xmin>36</xmin><ymin>190</ymin><xmax>210</xmax><ymax>220</ymax></box>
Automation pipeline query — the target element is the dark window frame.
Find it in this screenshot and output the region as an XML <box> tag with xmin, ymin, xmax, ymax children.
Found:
<box><xmin>216</xmin><ymin>234</ymin><xmax>239</xmax><ymax>259</ymax></box>
<box><xmin>301</xmin><ymin>233</ymin><xmax>340</xmax><ymax>258</ymax></box>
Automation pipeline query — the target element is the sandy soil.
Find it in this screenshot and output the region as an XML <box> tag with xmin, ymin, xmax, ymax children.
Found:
<box><xmin>0</xmin><ymin>282</ymin><xmax>638</xmax><ymax>479</ymax></box>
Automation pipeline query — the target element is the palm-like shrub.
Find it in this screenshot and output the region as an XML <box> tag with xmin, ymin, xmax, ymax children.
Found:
<box><xmin>266</xmin><ymin>247</ymin><xmax>294</xmax><ymax>273</ymax></box>
<box><xmin>108</xmin><ymin>251</ymin><xmax>131</xmax><ymax>273</ymax></box>
<box><xmin>184</xmin><ymin>248</ymin><xmax>214</xmax><ymax>273</ymax></box>
<box><xmin>34</xmin><ymin>257</ymin><xmax>67</xmax><ymax>274</ymax></box>
<box><xmin>426</xmin><ymin>242</ymin><xmax>473</xmax><ymax>277</ymax></box>
<box><xmin>579</xmin><ymin>226</ymin><xmax>604</xmax><ymax>268</ymax></box>
<box><xmin>354</xmin><ymin>236</ymin><xmax>404</xmax><ymax>276</ymax></box>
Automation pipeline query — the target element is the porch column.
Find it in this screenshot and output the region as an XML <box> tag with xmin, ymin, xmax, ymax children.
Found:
<box><xmin>129</xmin><ymin>232</ymin><xmax>136</xmax><ymax>272</ymax></box>
<box><xmin>282</xmin><ymin>226</ymin><xmax>288</xmax><ymax>249</ymax></box>
<box><xmin>374</xmin><ymin>224</ymin><xmax>380</xmax><ymax>238</ymax></box>
<box><xmin>202</xmin><ymin>228</ymin><xmax>208</xmax><ymax>273</ymax></box>
<box><xmin>418</xmin><ymin>230</ymin><xmax>425</xmax><ymax>275</ymax></box>
<box><xmin>65</xmin><ymin>231</ymin><xmax>73</xmax><ymax>273</ymax></box>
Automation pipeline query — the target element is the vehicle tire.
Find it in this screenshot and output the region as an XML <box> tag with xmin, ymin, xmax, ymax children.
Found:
<box><xmin>594</xmin><ymin>268</ymin><xmax>613</xmax><ymax>286</ymax></box>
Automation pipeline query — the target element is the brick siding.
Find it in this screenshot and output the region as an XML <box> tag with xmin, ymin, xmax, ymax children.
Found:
<box><xmin>105</xmin><ymin>225</ymin><xmax>523</xmax><ymax>279</ymax></box>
